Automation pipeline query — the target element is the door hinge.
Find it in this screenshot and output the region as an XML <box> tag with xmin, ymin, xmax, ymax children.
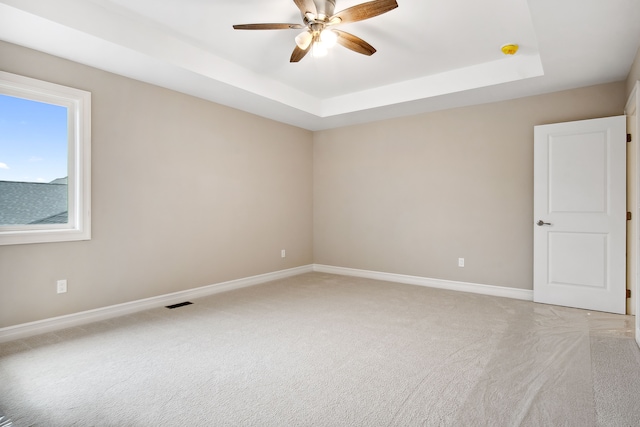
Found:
<box><xmin>627</xmin><ymin>211</ymin><xmax>632</xmax><ymax>220</ymax></box>
<box><xmin>627</xmin><ymin>289</ymin><xmax>631</xmax><ymax>299</ymax></box>
<box><xmin>628</xmin><ymin>134</ymin><xmax>632</xmax><ymax>143</ymax></box>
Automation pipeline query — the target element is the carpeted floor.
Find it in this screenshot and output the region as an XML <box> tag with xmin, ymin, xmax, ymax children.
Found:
<box><xmin>1</xmin><ymin>272</ymin><xmax>639</xmax><ymax>426</ymax></box>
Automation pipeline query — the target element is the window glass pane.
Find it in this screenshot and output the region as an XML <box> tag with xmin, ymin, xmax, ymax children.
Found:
<box><xmin>0</xmin><ymin>94</ymin><xmax>68</xmax><ymax>225</ymax></box>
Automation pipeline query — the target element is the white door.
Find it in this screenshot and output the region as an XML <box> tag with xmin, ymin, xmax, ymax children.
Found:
<box><xmin>533</xmin><ymin>116</ymin><xmax>627</xmax><ymax>314</ymax></box>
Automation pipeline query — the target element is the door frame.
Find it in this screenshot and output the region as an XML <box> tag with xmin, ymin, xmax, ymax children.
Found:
<box><xmin>627</xmin><ymin>80</ymin><xmax>640</xmax><ymax>347</ymax></box>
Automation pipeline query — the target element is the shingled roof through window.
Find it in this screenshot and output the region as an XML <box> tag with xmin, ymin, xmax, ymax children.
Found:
<box><xmin>0</xmin><ymin>179</ymin><xmax>68</xmax><ymax>225</ymax></box>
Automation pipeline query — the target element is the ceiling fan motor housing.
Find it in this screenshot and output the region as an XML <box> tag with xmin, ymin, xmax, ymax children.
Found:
<box><xmin>313</xmin><ymin>0</ymin><xmax>336</xmax><ymax>20</ymax></box>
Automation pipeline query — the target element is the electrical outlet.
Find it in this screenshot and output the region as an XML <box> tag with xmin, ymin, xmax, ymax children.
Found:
<box><xmin>281</xmin><ymin>249</ymin><xmax>286</xmax><ymax>258</ymax></box>
<box><xmin>57</xmin><ymin>279</ymin><xmax>67</xmax><ymax>294</ymax></box>
<box><xmin>458</xmin><ymin>258</ymin><xmax>465</xmax><ymax>267</ymax></box>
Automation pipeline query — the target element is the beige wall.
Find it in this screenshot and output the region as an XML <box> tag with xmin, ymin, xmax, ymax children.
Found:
<box><xmin>0</xmin><ymin>41</ymin><xmax>314</xmax><ymax>327</ymax></box>
<box><xmin>314</xmin><ymin>83</ymin><xmax>626</xmax><ymax>290</ymax></box>
<box><xmin>627</xmin><ymin>46</ymin><xmax>640</xmax><ymax>96</ymax></box>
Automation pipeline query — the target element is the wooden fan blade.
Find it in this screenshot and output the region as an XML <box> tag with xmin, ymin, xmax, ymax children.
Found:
<box><xmin>330</xmin><ymin>0</ymin><xmax>398</xmax><ymax>25</ymax></box>
<box><xmin>293</xmin><ymin>0</ymin><xmax>317</xmax><ymax>16</ymax></box>
<box><xmin>233</xmin><ymin>23</ymin><xmax>304</xmax><ymax>30</ymax></box>
<box><xmin>334</xmin><ymin>30</ymin><xmax>376</xmax><ymax>56</ymax></box>
<box><xmin>290</xmin><ymin>44</ymin><xmax>311</xmax><ymax>62</ymax></box>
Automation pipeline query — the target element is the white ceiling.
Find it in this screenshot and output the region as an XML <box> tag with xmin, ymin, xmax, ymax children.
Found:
<box><xmin>1</xmin><ymin>0</ymin><xmax>639</xmax><ymax>130</ymax></box>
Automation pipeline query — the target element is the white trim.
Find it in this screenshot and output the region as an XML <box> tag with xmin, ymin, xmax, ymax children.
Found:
<box><xmin>626</xmin><ymin>81</ymin><xmax>639</xmax><ymax>318</ymax></box>
<box><xmin>629</xmin><ymin>80</ymin><xmax>640</xmax><ymax>347</ymax></box>
<box><xmin>0</xmin><ymin>264</ymin><xmax>536</xmax><ymax>343</ymax></box>
<box><xmin>0</xmin><ymin>265</ymin><xmax>313</xmax><ymax>343</ymax></box>
<box><xmin>313</xmin><ymin>264</ymin><xmax>534</xmax><ymax>301</ymax></box>
<box><xmin>626</xmin><ymin>81</ymin><xmax>639</xmax><ymax>116</ymax></box>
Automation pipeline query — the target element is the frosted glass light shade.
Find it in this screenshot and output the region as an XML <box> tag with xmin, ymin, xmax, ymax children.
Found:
<box><xmin>320</xmin><ymin>30</ymin><xmax>337</xmax><ymax>48</ymax></box>
<box><xmin>295</xmin><ymin>31</ymin><xmax>313</xmax><ymax>49</ymax></box>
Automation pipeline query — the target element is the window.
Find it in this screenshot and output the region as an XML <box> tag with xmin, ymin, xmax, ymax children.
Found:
<box><xmin>0</xmin><ymin>71</ymin><xmax>91</xmax><ymax>245</ymax></box>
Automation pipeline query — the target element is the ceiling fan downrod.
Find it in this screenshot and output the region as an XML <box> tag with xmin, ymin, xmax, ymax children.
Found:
<box><xmin>309</xmin><ymin>0</ymin><xmax>336</xmax><ymax>21</ymax></box>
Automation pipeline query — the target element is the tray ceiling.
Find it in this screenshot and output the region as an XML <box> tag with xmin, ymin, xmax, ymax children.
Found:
<box><xmin>0</xmin><ymin>0</ymin><xmax>639</xmax><ymax>130</ymax></box>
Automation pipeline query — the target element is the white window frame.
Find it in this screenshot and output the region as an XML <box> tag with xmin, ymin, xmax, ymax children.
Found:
<box><xmin>0</xmin><ymin>71</ymin><xmax>91</xmax><ymax>245</ymax></box>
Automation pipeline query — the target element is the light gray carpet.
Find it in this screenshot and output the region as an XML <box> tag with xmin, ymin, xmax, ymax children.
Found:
<box><xmin>1</xmin><ymin>272</ymin><xmax>639</xmax><ymax>426</ymax></box>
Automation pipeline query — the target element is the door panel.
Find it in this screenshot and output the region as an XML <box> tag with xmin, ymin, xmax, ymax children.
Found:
<box><xmin>549</xmin><ymin>132</ymin><xmax>607</xmax><ymax>213</ymax></box>
<box><xmin>534</xmin><ymin>116</ymin><xmax>626</xmax><ymax>314</ymax></box>
<box><xmin>548</xmin><ymin>232</ymin><xmax>607</xmax><ymax>288</ymax></box>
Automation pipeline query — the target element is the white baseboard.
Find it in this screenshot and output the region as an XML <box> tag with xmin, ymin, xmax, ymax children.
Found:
<box><xmin>313</xmin><ymin>264</ymin><xmax>533</xmax><ymax>301</ymax></box>
<box><xmin>0</xmin><ymin>265</ymin><xmax>313</xmax><ymax>343</ymax></box>
<box><xmin>0</xmin><ymin>264</ymin><xmax>533</xmax><ymax>343</ymax></box>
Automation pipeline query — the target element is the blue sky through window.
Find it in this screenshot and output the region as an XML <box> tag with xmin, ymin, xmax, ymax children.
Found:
<box><xmin>0</xmin><ymin>94</ymin><xmax>68</xmax><ymax>183</ymax></box>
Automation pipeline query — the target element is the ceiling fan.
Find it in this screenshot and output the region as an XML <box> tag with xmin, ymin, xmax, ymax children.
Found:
<box><xmin>233</xmin><ymin>0</ymin><xmax>399</xmax><ymax>62</ymax></box>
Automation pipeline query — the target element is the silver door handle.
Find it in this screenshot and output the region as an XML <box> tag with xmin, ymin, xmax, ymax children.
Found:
<box><xmin>537</xmin><ymin>220</ymin><xmax>551</xmax><ymax>226</ymax></box>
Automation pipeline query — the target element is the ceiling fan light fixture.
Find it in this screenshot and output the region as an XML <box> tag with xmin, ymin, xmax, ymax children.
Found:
<box><xmin>320</xmin><ymin>29</ymin><xmax>338</xmax><ymax>47</ymax></box>
<box><xmin>295</xmin><ymin>31</ymin><xmax>313</xmax><ymax>49</ymax></box>
<box><xmin>312</xmin><ymin>42</ymin><xmax>328</xmax><ymax>57</ymax></box>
